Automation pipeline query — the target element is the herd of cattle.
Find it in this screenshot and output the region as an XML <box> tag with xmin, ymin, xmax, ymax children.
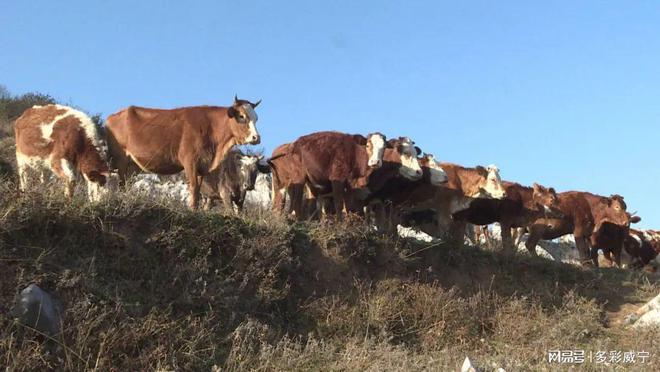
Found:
<box><xmin>12</xmin><ymin>98</ymin><xmax>660</xmax><ymax>270</ymax></box>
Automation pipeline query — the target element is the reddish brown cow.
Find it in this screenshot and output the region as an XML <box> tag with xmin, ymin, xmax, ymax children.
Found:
<box><xmin>525</xmin><ymin>192</ymin><xmax>631</xmax><ymax>266</ymax></box>
<box><xmin>105</xmin><ymin>96</ymin><xmax>261</xmax><ymax>208</ymax></box>
<box><xmin>268</xmin><ymin>142</ymin><xmax>305</xmax><ymax>217</ymax></box>
<box><xmin>14</xmin><ymin>104</ymin><xmax>110</xmax><ymax>201</ymax></box>
<box><xmin>283</xmin><ymin>131</ymin><xmax>397</xmax><ymax>220</ymax></box>
<box><xmin>451</xmin><ymin>181</ymin><xmax>560</xmax><ymax>252</ymax></box>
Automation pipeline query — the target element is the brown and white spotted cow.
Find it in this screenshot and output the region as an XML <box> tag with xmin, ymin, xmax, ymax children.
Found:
<box><xmin>105</xmin><ymin>96</ymin><xmax>261</xmax><ymax>208</ymax></box>
<box><xmin>14</xmin><ymin>104</ymin><xmax>110</xmax><ymax>201</ymax></box>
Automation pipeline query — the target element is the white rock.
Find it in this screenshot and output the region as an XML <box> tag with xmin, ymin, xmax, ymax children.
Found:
<box><xmin>10</xmin><ymin>284</ymin><xmax>61</xmax><ymax>336</ymax></box>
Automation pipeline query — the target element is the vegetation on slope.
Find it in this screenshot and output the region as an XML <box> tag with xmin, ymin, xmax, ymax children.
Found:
<box><xmin>0</xmin><ymin>180</ymin><xmax>658</xmax><ymax>371</ymax></box>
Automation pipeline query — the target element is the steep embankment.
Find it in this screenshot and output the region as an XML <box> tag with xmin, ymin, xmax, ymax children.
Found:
<box><xmin>0</xmin><ymin>180</ymin><xmax>659</xmax><ymax>371</ymax></box>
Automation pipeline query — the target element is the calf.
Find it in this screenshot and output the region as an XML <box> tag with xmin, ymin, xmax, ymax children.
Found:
<box><xmin>525</xmin><ymin>192</ymin><xmax>632</xmax><ymax>266</ymax></box>
<box><xmin>14</xmin><ymin>104</ymin><xmax>109</xmax><ymax>201</ymax></box>
<box><xmin>200</xmin><ymin>149</ymin><xmax>266</xmax><ymax>212</ymax></box>
<box><xmin>451</xmin><ymin>182</ymin><xmax>560</xmax><ymax>253</ymax></box>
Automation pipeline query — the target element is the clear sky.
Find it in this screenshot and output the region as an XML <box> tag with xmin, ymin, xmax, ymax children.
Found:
<box><xmin>2</xmin><ymin>1</ymin><xmax>659</xmax><ymax>227</ymax></box>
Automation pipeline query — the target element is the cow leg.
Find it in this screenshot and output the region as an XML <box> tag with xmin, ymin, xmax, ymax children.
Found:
<box><xmin>289</xmin><ymin>184</ymin><xmax>305</xmax><ymax>220</ymax></box>
<box><xmin>448</xmin><ymin>220</ymin><xmax>467</xmax><ymax>245</ymax></box>
<box><xmin>500</xmin><ymin>223</ymin><xmax>515</xmax><ymax>254</ymax></box>
<box><xmin>590</xmin><ymin>246</ymin><xmax>600</xmax><ymax>267</ymax></box>
<box><xmin>183</xmin><ymin>164</ymin><xmax>201</xmax><ymax>209</ymax></box>
<box><xmin>525</xmin><ymin>226</ymin><xmax>543</xmax><ymax>257</ymax></box>
<box><xmin>50</xmin><ymin>157</ymin><xmax>76</xmax><ymax>198</ymax></box>
<box><xmin>16</xmin><ymin>154</ymin><xmax>31</xmax><ymax>192</ymax></box>
<box><xmin>602</xmin><ymin>250</ymin><xmax>616</xmax><ymax>267</ymax></box>
<box><xmin>330</xmin><ymin>181</ymin><xmax>345</xmax><ymax>221</ymax></box>
<box><xmin>574</xmin><ymin>236</ymin><xmax>594</xmax><ymax>267</ymax></box>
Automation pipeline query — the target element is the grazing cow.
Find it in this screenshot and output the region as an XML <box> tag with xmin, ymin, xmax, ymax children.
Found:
<box><xmin>200</xmin><ymin>149</ymin><xmax>267</xmax><ymax>212</ymax></box>
<box><xmin>525</xmin><ymin>192</ymin><xmax>632</xmax><ymax>266</ymax></box>
<box><xmin>279</xmin><ymin>131</ymin><xmax>398</xmax><ymax>220</ymax></box>
<box><xmin>451</xmin><ymin>182</ymin><xmax>560</xmax><ymax>252</ymax></box>
<box><xmin>377</xmin><ymin>163</ymin><xmax>506</xmax><ymax>241</ymax></box>
<box><xmin>14</xmin><ymin>104</ymin><xmax>109</xmax><ymax>201</ymax></box>
<box><xmin>420</xmin><ymin>164</ymin><xmax>508</xmax><ymax>241</ymax></box>
<box><xmin>105</xmin><ymin>96</ymin><xmax>261</xmax><ymax>208</ymax></box>
<box><xmin>623</xmin><ymin>228</ymin><xmax>660</xmax><ymax>268</ymax></box>
<box><xmin>364</xmin><ymin>153</ymin><xmax>448</xmax><ymax>232</ymax></box>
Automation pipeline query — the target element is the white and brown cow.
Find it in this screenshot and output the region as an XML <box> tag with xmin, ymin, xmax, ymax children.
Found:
<box><xmin>14</xmin><ymin>104</ymin><xmax>110</xmax><ymax>201</ymax></box>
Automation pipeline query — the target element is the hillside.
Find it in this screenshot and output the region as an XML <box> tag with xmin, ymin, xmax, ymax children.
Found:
<box><xmin>1</xmin><ymin>180</ymin><xmax>659</xmax><ymax>371</ymax></box>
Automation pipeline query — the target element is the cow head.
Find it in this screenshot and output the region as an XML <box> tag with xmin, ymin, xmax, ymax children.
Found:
<box><xmin>419</xmin><ymin>154</ymin><xmax>448</xmax><ymax>186</ymax></box>
<box><xmin>227</xmin><ymin>95</ymin><xmax>261</xmax><ymax>145</ymax></box>
<box><xmin>386</xmin><ymin>137</ymin><xmax>423</xmax><ymax>181</ymax></box>
<box><xmin>595</xmin><ymin>194</ymin><xmax>630</xmax><ymax>234</ymax></box>
<box><xmin>237</xmin><ymin>153</ymin><xmax>262</xmax><ymax>191</ymax></box>
<box><xmin>365</xmin><ymin>132</ymin><xmax>386</xmax><ymax>169</ymax></box>
<box><xmin>532</xmin><ymin>183</ymin><xmax>561</xmax><ymax>216</ymax></box>
<box><xmin>473</xmin><ymin>165</ymin><xmax>506</xmax><ymax>199</ymax></box>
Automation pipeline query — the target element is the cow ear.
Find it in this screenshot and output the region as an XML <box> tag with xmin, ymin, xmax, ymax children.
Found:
<box><xmin>414</xmin><ymin>146</ymin><xmax>422</xmax><ymax>157</ymax></box>
<box><xmin>630</xmin><ymin>215</ymin><xmax>642</xmax><ymax>223</ymax></box>
<box><xmin>532</xmin><ymin>182</ymin><xmax>541</xmax><ymax>191</ymax></box>
<box><xmin>227</xmin><ymin>106</ymin><xmax>237</xmax><ymax>118</ymax></box>
<box><xmin>352</xmin><ymin>134</ymin><xmax>367</xmax><ymax>145</ymax></box>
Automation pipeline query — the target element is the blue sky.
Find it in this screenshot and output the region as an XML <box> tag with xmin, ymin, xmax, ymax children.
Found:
<box><xmin>2</xmin><ymin>1</ymin><xmax>659</xmax><ymax>227</ymax></box>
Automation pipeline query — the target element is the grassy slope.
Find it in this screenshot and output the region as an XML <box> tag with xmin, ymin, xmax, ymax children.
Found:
<box><xmin>0</xmin><ymin>180</ymin><xmax>658</xmax><ymax>371</ymax></box>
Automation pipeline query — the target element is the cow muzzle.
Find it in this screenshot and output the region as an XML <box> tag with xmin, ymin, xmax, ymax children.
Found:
<box><xmin>368</xmin><ymin>159</ymin><xmax>382</xmax><ymax>169</ymax></box>
<box><xmin>246</xmin><ymin>134</ymin><xmax>261</xmax><ymax>145</ymax></box>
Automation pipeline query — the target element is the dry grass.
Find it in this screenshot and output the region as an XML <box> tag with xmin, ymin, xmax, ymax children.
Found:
<box><xmin>0</xmin><ymin>178</ymin><xmax>659</xmax><ymax>371</ymax></box>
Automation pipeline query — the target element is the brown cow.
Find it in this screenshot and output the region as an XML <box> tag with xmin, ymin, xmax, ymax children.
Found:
<box><xmin>451</xmin><ymin>182</ymin><xmax>561</xmax><ymax>252</ymax></box>
<box><xmin>105</xmin><ymin>96</ymin><xmax>261</xmax><ymax>208</ymax></box>
<box><xmin>275</xmin><ymin>131</ymin><xmax>396</xmax><ymax>220</ymax></box>
<box><xmin>14</xmin><ymin>104</ymin><xmax>110</xmax><ymax>201</ymax></box>
<box><xmin>268</xmin><ymin>142</ymin><xmax>305</xmax><ymax>217</ymax></box>
<box><xmin>322</xmin><ymin>136</ymin><xmax>424</xmax><ymax>220</ymax></box>
<box><xmin>525</xmin><ymin>192</ymin><xmax>632</xmax><ymax>266</ymax></box>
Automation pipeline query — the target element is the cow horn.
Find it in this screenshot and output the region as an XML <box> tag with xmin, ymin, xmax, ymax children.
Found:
<box><xmin>252</xmin><ymin>99</ymin><xmax>262</xmax><ymax>108</ymax></box>
<box><xmin>234</xmin><ymin>94</ymin><xmax>239</xmax><ymax>103</ymax></box>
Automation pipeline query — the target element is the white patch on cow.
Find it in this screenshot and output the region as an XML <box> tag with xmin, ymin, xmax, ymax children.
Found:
<box><xmin>425</xmin><ymin>155</ymin><xmax>448</xmax><ymax>186</ymax></box>
<box><xmin>60</xmin><ymin>159</ymin><xmax>75</xmax><ymax>180</ymax></box>
<box><xmin>482</xmin><ymin>164</ymin><xmax>506</xmax><ymax>199</ymax></box>
<box><xmin>632</xmin><ymin>233</ymin><xmax>643</xmax><ymax>247</ymax></box>
<box><xmin>242</xmin><ymin>104</ymin><xmax>259</xmax><ymax>143</ymax></box>
<box><xmin>15</xmin><ymin>152</ymin><xmax>49</xmax><ymax>191</ymax></box>
<box><xmin>39</xmin><ymin>105</ymin><xmax>108</xmax><ymax>160</ymax></box>
<box><xmin>240</xmin><ymin>155</ymin><xmax>259</xmax><ymax>167</ymax></box>
<box><xmin>398</xmin><ymin>138</ymin><xmax>423</xmax><ymax>181</ymax></box>
<box><xmin>367</xmin><ymin>133</ymin><xmax>385</xmax><ymax>168</ymax></box>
